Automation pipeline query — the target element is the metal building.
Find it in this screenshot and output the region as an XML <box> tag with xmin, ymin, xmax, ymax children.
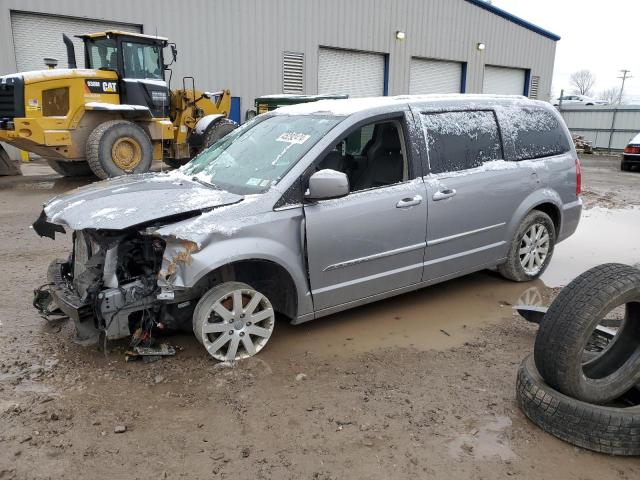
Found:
<box><xmin>0</xmin><ymin>0</ymin><xmax>558</xmax><ymax>123</ymax></box>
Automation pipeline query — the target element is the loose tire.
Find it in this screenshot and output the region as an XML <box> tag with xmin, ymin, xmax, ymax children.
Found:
<box><xmin>498</xmin><ymin>210</ymin><xmax>556</xmax><ymax>282</ymax></box>
<box><xmin>193</xmin><ymin>281</ymin><xmax>275</xmax><ymax>362</ymax></box>
<box><xmin>517</xmin><ymin>355</ymin><xmax>640</xmax><ymax>456</ymax></box>
<box><xmin>86</xmin><ymin>120</ymin><xmax>153</xmax><ymax>179</ymax></box>
<box><xmin>46</xmin><ymin>159</ymin><xmax>93</xmax><ymax>177</ymax></box>
<box><xmin>534</xmin><ymin>263</ymin><xmax>640</xmax><ymax>404</ymax></box>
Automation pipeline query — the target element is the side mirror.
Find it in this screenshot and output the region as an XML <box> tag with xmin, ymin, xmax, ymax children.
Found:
<box><xmin>164</xmin><ymin>43</ymin><xmax>178</xmax><ymax>69</ymax></box>
<box><xmin>306</xmin><ymin>169</ymin><xmax>349</xmax><ymax>201</ymax></box>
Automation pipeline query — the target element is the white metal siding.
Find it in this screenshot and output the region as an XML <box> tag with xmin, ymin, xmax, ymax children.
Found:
<box><xmin>409</xmin><ymin>58</ymin><xmax>461</xmax><ymax>94</ymax></box>
<box><xmin>10</xmin><ymin>12</ymin><xmax>141</xmax><ymax>72</ymax></box>
<box><xmin>482</xmin><ymin>65</ymin><xmax>525</xmax><ymax>95</ymax></box>
<box><xmin>0</xmin><ymin>0</ymin><xmax>558</xmax><ymax>128</ymax></box>
<box><xmin>318</xmin><ymin>48</ymin><xmax>384</xmax><ymax>97</ymax></box>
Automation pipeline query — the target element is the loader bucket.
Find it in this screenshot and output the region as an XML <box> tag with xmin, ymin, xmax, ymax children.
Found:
<box><xmin>0</xmin><ymin>144</ymin><xmax>22</xmax><ymax>176</ymax></box>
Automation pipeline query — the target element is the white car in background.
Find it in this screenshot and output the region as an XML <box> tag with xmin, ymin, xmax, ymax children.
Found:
<box><xmin>553</xmin><ymin>95</ymin><xmax>608</xmax><ymax>107</ymax></box>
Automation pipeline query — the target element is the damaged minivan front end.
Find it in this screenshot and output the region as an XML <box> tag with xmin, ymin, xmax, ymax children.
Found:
<box><xmin>32</xmin><ymin>172</ymin><xmax>245</xmax><ymax>344</ymax></box>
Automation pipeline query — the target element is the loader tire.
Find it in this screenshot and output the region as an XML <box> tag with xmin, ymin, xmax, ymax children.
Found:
<box><xmin>0</xmin><ymin>145</ymin><xmax>21</xmax><ymax>176</ymax></box>
<box><xmin>46</xmin><ymin>159</ymin><xmax>93</xmax><ymax>177</ymax></box>
<box><xmin>517</xmin><ymin>355</ymin><xmax>640</xmax><ymax>456</ymax></box>
<box><xmin>86</xmin><ymin>120</ymin><xmax>153</xmax><ymax>179</ymax></box>
<box><xmin>162</xmin><ymin>158</ymin><xmax>185</xmax><ymax>169</ymax></box>
<box><xmin>534</xmin><ymin>263</ymin><xmax>640</xmax><ymax>404</ymax></box>
<box><xmin>201</xmin><ymin>118</ymin><xmax>237</xmax><ymax>151</ymax></box>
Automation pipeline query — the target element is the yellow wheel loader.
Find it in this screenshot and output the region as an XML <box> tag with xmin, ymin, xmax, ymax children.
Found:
<box><xmin>0</xmin><ymin>31</ymin><xmax>236</xmax><ymax>178</ymax></box>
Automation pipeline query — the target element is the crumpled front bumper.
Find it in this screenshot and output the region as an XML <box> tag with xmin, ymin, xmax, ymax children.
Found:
<box><xmin>46</xmin><ymin>259</ymin><xmax>98</xmax><ymax>342</ymax></box>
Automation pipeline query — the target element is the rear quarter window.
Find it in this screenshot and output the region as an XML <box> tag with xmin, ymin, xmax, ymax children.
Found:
<box><xmin>420</xmin><ymin>110</ymin><xmax>503</xmax><ymax>174</ymax></box>
<box><xmin>496</xmin><ymin>106</ymin><xmax>571</xmax><ymax>161</ymax></box>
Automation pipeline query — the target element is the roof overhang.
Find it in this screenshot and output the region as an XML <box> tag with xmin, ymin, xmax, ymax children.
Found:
<box><xmin>78</xmin><ymin>30</ymin><xmax>169</xmax><ymax>42</ymax></box>
<box><xmin>465</xmin><ymin>0</ymin><xmax>560</xmax><ymax>41</ymax></box>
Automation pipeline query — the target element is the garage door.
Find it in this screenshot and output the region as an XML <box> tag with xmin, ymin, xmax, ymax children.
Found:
<box><xmin>318</xmin><ymin>48</ymin><xmax>385</xmax><ymax>97</ymax></box>
<box><xmin>10</xmin><ymin>12</ymin><xmax>141</xmax><ymax>72</ymax></box>
<box><xmin>409</xmin><ymin>58</ymin><xmax>462</xmax><ymax>94</ymax></box>
<box><xmin>482</xmin><ymin>66</ymin><xmax>526</xmax><ymax>95</ymax></box>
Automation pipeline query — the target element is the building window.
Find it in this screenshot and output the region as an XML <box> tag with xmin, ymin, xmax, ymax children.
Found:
<box><xmin>282</xmin><ymin>51</ymin><xmax>304</xmax><ymax>94</ymax></box>
<box><xmin>529</xmin><ymin>75</ymin><xmax>540</xmax><ymax>99</ymax></box>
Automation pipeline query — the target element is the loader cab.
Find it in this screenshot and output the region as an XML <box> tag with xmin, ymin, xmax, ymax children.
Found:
<box><xmin>81</xmin><ymin>31</ymin><xmax>171</xmax><ymax>117</ymax></box>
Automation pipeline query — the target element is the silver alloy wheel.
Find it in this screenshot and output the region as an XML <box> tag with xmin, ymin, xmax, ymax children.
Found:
<box><xmin>196</xmin><ymin>285</ymin><xmax>275</xmax><ymax>361</ymax></box>
<box><xmin>519</xmin><ymin>223</ymin><xmax>550</xmax><ymax>276</ymax></box>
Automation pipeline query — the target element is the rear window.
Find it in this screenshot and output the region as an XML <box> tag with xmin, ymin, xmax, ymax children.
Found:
<box><xmin>421</xmin><ymin>110</ymin><xmax>503</xmax><ymax>174</ymax></box>
<box><xmin>496</xmin><ymin>107</ymin><xmax>571</xmax><ymax>161</ymax></box>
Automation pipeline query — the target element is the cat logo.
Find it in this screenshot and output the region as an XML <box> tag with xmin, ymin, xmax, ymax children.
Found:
<box><xmin>102</xmin><ymin>81</ymin><xmax>117</xmax><ymax>93</ymax></box>
<box><xmin>85</xmin><ymin>79</ymin><xmax>118</xmax><ymax>94</ymax></box>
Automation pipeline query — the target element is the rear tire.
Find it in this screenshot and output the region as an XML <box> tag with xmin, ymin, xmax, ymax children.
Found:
<box><xmin>162</xmin><ymin>158</ymin><xmax>185</xmax><ymax>169</ymax></box>
<box><xmin>0</xmin><ymin>146</ymin><xmax>21</xmax><ymax>176</ymax></box>
<box><xmin>621</xmin><ymin>161</ymin><xmax>631</xmax><ymax>172</ymax></box>
<box><xmin>517</xmin><ymin>355</ymin><xmax>640</xmax><ymax>456</ymax></box>
<box><xmin>201</xmin><ymin>118</ymin><xmax>237</xmax><ymax>152</ymax></box>
<box><xmin>498</xmin><ymin>210</ymin><xmax>556</xmax><ymax>282</ymax></box>
<box><xmin>86</xmin><ymin>120</ymin><xmax>153</xmax><ymax>179</ymax></box>
<box><xmin>166</xmin><ymin>118</ymin><xmax>238</xmax><ymax>168</ymax></box>
<box><xmin>534</xmin><ymin>263</ymin><xmax>640</xmax><ymax>404</ymax></box>
<box><xmin>46</xmin><ymin>159</ymin><xmax>93</xmax><ymax>177</ymax></box>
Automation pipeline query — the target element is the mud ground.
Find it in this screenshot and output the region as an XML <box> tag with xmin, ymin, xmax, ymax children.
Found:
<box><xmin>1</xmin><ymin>154</ymin><xmax>639</xmax><ymax>479</ymax></box>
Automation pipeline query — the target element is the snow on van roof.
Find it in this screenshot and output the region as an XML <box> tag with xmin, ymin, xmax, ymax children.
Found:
<box><xmin>274</xmin><ymin>94</ymin><xmax>531</xmax><ymax>116</ymax></box>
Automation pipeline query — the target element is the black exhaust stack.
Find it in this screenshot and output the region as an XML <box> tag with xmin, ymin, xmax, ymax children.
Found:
<box><xmin>62</xmin><ymin>34</ymin><xmax>77</xmax><ymax>69</ymax></box>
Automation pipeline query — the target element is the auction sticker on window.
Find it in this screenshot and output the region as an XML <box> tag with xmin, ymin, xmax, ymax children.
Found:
<box><xmin>276</xmin><ymin>132</ymin><xmax>311</xmax><ymax>144</ymax></box>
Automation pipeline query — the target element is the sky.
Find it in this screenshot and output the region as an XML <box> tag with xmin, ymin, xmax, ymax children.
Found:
<box><xmin>492</xmin><ymin>0</ymin><xmax>640</xmax><ymax>102</ymax></box>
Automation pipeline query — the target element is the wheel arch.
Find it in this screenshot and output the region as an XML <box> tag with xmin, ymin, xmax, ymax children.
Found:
<box><xmin>531</xmin><ymin>201</ymin><xmax>561</xmax><ymax>234</ymax></box>
<box><xmin>159</xmin><ymin>234</ymin><xmax>312</xmax><ymax>321</ymax></box>
<box><xmin>193</xmin><ymin>258</ymin><xmax>299</xmax><ymax>321</ymax></box>
<box><xmin>509</xmin><ymin>189</ymin><xmax>563</xmax><ymax>239</ymax></box>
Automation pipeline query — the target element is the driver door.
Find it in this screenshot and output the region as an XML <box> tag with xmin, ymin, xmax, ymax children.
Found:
<box><xmin>303</xmin><ymin>116</ymin><xmax>427</xmax><ymax>312</ymax></box>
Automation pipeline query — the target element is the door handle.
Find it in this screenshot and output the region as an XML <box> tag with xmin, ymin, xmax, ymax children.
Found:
<box><xmin>432</xmin><ymin>188</ymin><xmax>456</xmax><ymax>201</ymax></box>
<box><xmin>396</xmin><ymin>195</ymin><xmax>423</xmax><ymax>208</ymax></box>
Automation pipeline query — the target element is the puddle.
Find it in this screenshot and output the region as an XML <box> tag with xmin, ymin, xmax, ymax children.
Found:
<box><xmin>264</xmin><ymin>271</ymin><xmax>548</xmax><ymax>358</ymax></box>
<box><xmin>448</xmin><ymin>416</ymin><xmax>516</xmax><ymax>461</ymax></box>
<box><xmin>542</xmin><ymin>207</ymin><xmax>640</xmax><ymax>287</ymax></box>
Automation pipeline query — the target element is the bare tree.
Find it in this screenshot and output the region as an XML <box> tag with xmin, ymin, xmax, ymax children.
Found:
<box><xmin>598</xmin><ymin>86</ymin><xmax>623</xmax><ymax>104</ymax></box>
<box><xmin>570</xmin><ymin>69</ymin><xmax>596</xmax><ymax>96</ymax></box>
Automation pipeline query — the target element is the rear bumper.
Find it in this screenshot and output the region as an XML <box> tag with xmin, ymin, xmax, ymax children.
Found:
<box><xmin>558</xmin><ymin>198</ymin><xmax>582</xmax><ymax>243</ymax></box>
<box><xmin>622</xmin><ymin>154</ymin><xmax>640</xmax><ymax>165</ymax></box>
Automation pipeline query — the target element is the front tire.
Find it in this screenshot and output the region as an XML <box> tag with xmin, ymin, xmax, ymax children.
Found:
<box><xmin>498</xmin><ymin>210</ymin><xmax>556</xmax><ymax>282</ymax></box>
<box><xmin>193</xmin><ymin>281</ymin><xmax>275</xmax><ymax>362</ymax></box>
<box><xmin>86</xmin><ymin>120</ymin><xmax>153</xmax><ymax>179</ymax></box>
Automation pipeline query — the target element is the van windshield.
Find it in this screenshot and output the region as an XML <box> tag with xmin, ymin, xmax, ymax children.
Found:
<box><xmin>181</xmin><ymin>115</ymin><xmax>341</xmax><ymax>194</ymax></box>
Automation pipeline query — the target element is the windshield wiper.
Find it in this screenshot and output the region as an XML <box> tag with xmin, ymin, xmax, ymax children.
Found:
<box><xmin>191</xmin><ymin>176</ymin><xmax>219</xmax><ymax>190</ymax></box>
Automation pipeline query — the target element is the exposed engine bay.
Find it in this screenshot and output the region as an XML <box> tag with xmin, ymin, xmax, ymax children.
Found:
<box><xmin>37</xmin><ymin>228</ymin><xmax>197</xmax><ymax>345</ymax></box>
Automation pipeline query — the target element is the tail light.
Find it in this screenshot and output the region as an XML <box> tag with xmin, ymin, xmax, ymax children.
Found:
<box><xmin>624</xmin><ymin>145</ymin><xmax>640</xmax><ymax>154</ymax></box>
<box><xmin>575</xmin><ymin>158</ymin><xmax>581</xmax><ymax>196</ymax></box>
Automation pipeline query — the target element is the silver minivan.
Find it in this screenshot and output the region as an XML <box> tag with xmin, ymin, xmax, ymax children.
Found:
<box><xmin>34</xmin><ymin>95</ymin><xmax>582</xmax><ymax>361</ymax></box>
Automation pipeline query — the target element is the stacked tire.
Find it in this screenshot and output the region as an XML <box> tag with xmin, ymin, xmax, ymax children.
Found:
<box><xmin>516</xmin><ymin>263</ymin><xmax>640</xmax><ymax>456</ymax></box>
